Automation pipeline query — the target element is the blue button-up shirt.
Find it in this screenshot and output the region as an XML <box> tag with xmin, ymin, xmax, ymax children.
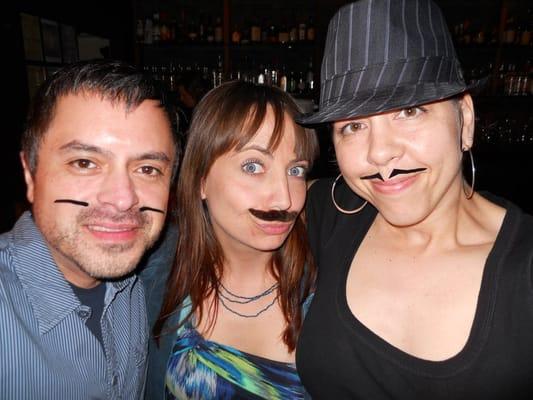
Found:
<box><xmin>0</xmin><ymin>212</ymin><xmax>148</xmax><ymax>399</ymax></box>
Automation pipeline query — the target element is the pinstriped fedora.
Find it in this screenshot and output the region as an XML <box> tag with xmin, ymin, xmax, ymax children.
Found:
<box><xmin>298</xmin><ymin>0</ymin><xmax>483</xmax><ymax>125</ymax></box>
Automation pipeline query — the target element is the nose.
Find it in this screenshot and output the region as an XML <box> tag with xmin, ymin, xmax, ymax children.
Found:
<box><xmin>268</xmin><ymin>171</ymin><xmax>292</xmax><ymax>211</ymax></box>
<box><xmin>366</xmin><ymin>116</ymin><xmax>404</xmax><ymax>168</ymax></box>
<box><xmin>96</xmin><ymin>168</ymin><xmax>139</xmax><ymax>211</ymax></box>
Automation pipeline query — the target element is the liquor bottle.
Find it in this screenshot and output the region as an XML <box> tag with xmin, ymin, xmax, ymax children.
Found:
<box><xmin>215</xmin><ymin>17</ymin><xmax>223</xmax><ymax>43</ymax></box>
<box><xmin>152</xmin><ymin>12</ymin><xmax>161</xmax><ymax>44</ymax></box>
<box><xmin>279</xmin><ymin>66</ymin><xmax>288</xmax><ymax>91</ymax></box>
<box><xmin>136</xmin><ymin>20</ymin><xmax>144</xmax><ymax>43</ymax></box>
<box><xmin>144</xmin><ymin>17</ymin><xmax>153</xmax><ymax>44</ymax></box>
<box><xmin>206</xmin><ymin>15</ymin><xmax>215</xmax><ymax>43</ymax></box>
<box><xmin>251</xmin><ymin>18</ymin><xmax>261</xmax><ymax>42</ymax></box>
<box><xmin>176</xmin><ymin>9</ymin><xmax>187</xmax><ymax>43</ymax></box>
<box><xmin>306</xmin><ymin>58</ymin><xmax>314</xmax><ymax>92</ymax></box>
<box><xmin>504</xmin><ymin>18</ymin><xmax>516</xmax><ymax>44</ymax></box>
<box><xmin>257</xmin><ymin>64</ymin><xmax>266</xmax><ymax>84</ymax></box>
<box><xmin>241</xmin><ymin>26</ymin><xmax>250</xmax><ymax>44</ymax></box>
<box><xmin>278</xmin><ymin>20</ymin><xmax>289</xmax><ymax>44</ymax></box>
<box><xmin>298</xmin><ymin>21</ymin><xmax>306</xmax><ymax>41</ymax></box>
<box><xmin>232</xmin><ymin>24</ymin><xmax>241</xmax><ymax>44</ymax></box>
<box><xmin>289</xmin><ymin>22</ymin><xmax>298</xmax><ymax>42</ymax></box>
<box><xmin>261</xmin><ymin>19</ymin><xmax>269</xmax><ymax>42</ymax></box>
<box><xmin>160</xmin><ymin>12</ymin><xmax>170</xmax><ymax>42</ymax></box>
<box><xmin>306</xmin><ymin>17</ymin><xmax>315</xmax><ymax>41</ymax></box>
<box><xmin>198</xmin><ymin>14</ymin><xmax>206</xmax><ymax>42</ymax></box>
<box><xmin>520</xmin><ymin>10</ymin><xmax>532</xmax><ymax>46</ymax></box>
<box><xmin>214</xmin><ymin>55</ymin><xmax>223</xmax><ymax>87</ymax></box>
<box><xmin>188</xmin><ymin>18</ymin><xmax>198</xmax><ymax>42</ymax></box>
<box><xmin>268</xmin><ymin>22</ymin><xmax>278</xmax><ymax>43</ymax></box>
<box><xmin>288</xmin><ymin>71</ymin><xmax>297</xmax><ymax>93</ymax></box>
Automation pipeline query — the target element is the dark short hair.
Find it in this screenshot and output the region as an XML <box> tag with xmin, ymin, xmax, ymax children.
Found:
<box><xmin>22</xmin><ymin>59</ymin><xmax>180</xmax><ymax>177</ymax></box>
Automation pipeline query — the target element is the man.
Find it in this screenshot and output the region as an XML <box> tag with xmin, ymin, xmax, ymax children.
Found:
<box><xmin>0</xmin><ymin>60</ymin><xmax>178</xmax><ymax>399</ymax></box>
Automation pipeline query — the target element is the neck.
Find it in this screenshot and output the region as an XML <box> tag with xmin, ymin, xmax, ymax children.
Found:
<box><xmin>221</xmin><ymin>252</ymin><xmax>276</xmax><ymax>295</ymax></box>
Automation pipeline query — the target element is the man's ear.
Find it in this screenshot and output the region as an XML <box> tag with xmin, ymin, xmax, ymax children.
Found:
<box><xmin>459</xmin><ymin>93</ymin><xmax>475</xmax><ymax>150</ymax></box>
<box><xmin>20</xmin><ymin>152</ymin><xmax>35</xmax><ymax>204</ymax></box>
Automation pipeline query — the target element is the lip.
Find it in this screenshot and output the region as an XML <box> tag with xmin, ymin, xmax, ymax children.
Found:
<box><xmin>254</xmin><ymin>221</ymin><xmax>293</xmax><ymax>236</ymax></box>
<box><xmin>85</xmin><ymin>223</ymin><xmax>141</xmax><ymax>241</ymax></box>
<box><xmin>370</xmin><ymin>174</ymin><xmax>418</xmax><ymax>195</ymax></box>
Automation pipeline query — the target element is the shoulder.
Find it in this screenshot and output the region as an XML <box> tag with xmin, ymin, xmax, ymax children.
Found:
<box><xmin>0</xmin><ymin>229</ymin><xmax>17</xmax><ymax>278</ymax></box>
<box><xmin>138</xmin><ymin>223</ymin><xmax>178</xmax><ymax>289</ymax></box>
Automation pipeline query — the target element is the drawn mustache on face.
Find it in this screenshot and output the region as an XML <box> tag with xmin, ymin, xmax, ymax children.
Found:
<box><xmin>54</xmin><ymin>199</ymin><xmax>89</xmax><ymax>206</ymax></box>
<box><xmin>54</xmin><ymin>199</ymin><xmax>165</xmax><ymax>214</ymax></box>
<box><xmin>249</xmin><ymin>208</ymin><xmax>298</xmax><ymax>222</ymax></box>
<box><xmin>360</xmin><ymin>167</ymin><xmax>427</xmax><ymax>181</ymax></box>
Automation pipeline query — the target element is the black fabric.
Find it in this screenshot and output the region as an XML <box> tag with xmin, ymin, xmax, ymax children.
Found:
<box><xmin>296</xmin><ymin>178</ymin><xmax>533</xmax><ymax>399</ymax></box>
<box><xmin>69</xmin><ymin>282</ymin><xmax>106</xmax><ymax>347</ymax></box>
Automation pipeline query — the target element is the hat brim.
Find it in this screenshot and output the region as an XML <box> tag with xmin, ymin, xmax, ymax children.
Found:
<box><xmin>297</xmin><ymin>79</ymin><xmax>486</xmax><ymax>126</ymax></box>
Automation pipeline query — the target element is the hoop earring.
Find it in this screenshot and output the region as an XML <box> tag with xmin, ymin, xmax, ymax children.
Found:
<box><xmin>462</xmin><ymin>148</ymin><xmax>476</xmax><ymax>199</ymax></box>
<box><xmin>331</xmin><ymin>174</ymin><xmax>367</xmax><ymax>214</ymax></box>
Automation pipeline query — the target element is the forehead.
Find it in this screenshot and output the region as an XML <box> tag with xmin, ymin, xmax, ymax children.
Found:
<box><xmin>43</xmin><ymin>94</ymin><xmax>174</xmax><ymax>155</ymax></box>
<box><xmin>243</xmin><ymin>109</ymin><xmax>297</xmax><ymax>151</ymax></box>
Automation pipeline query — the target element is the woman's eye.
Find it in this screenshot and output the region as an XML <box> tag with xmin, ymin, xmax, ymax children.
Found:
<box><xmin>397</xmin><ymin>107</ymin><xmax>425</xmax><ymax>119</ymax></box>
<box><xmin>288</xmin><ymin>166</ymin><xmax>307</xmax><ymax>177</ymax></box>
<box><xmin>70</xmin><ymin>159</ymin><xmax>96</xmax><ymax>169</ymax></box>
<box><xmin>339</xmin><ymin>121</ymin><xmax>364</xmax><ymax>135</ymax></box>
<box><xmin>137</xmin><ymin>165</ymin><xmax>162</xmax><ymax>176</ymax></box>
<box><xmin>242</xmin><ymin>161</ymin><xmax>264</xmax><ymax>174</ymax></box>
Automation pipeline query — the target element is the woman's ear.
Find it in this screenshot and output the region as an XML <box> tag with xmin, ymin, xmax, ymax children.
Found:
<box><xmin>459</xmin><ymin>94</ymin><xmax>475</xmax><ymax>150</ymax></box>
<box><xmin>200</xmin><ymin>177</ymin><xmax>207</xmax><ymax>200</ymax></box>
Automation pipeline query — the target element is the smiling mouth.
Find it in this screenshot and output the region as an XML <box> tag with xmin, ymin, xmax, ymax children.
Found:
<box><xmin>85</xmin><ymin>223</ymin><xmax>142</xmax><ymax>242</ymax></box>
<box><xmin>371</xmin><ymin>174</ymin><xmax>420</xmax><ymax>194</ymax></box>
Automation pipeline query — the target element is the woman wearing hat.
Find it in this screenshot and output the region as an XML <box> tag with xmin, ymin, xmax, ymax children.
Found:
<box><xmin>296</xmin><ymin>0</ymin><xmax>533</xmax><ymax>398</ymax></box>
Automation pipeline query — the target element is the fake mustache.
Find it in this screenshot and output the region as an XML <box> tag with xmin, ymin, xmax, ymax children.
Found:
<box><xmin>360</xmin><ymin>167</ymin><xmax>427</xmax><ymax>181</ymax></box>
<box><xmin>248</xmin><ymin>208</ymin><xmax>298</xmax><ymax>222</ymax></box>
<box><xmin>54</xmin><ymin>199</ymin><xmax>165</xmax><ymax>214</ymax></box>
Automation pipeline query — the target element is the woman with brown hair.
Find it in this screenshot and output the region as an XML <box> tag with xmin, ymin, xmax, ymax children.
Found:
<box><xmin>142</xmin><ymin>80</ymin><xmax>319</xmax><ymax>399</ymax></box>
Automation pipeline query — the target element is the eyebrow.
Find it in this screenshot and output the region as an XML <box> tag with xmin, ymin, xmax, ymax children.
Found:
<box><xmin>240</xmin><ymin>144</ymin><xmax>307</xmax><ymax>164</ymax></box>
<box><xmin>240</xmin><ymin>144</ymin><xmax>273</xmax><ymax>157</ymax></box>
<box><xmin>59</xmin><ymin>140</ymin><xmax>171</xmax><ymax>163</ymax></box>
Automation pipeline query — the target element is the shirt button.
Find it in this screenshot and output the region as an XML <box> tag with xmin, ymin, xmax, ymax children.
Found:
<box><xmin>78</xmin><ymin>310</ymin><xmax>90</xmax><ymax>318</ymax></box>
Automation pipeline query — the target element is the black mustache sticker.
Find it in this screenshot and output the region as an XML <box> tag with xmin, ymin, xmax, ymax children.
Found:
<box><xmin>361</xmin><ymin>167</ymin><xmax>427</xmax><ymax>181</ymax></box>
<box><xmin>249</xmin><ymin>209</ymin><xmax>298</xmax><ymax>222</ymax></box>
<box><xmin>54</xmin><ymin>199</ymin><xmax>89</xmax><ymax>207</ymax></box>
<box><xmin>139</xmin><ymin>206</ymin><xmax>165</xmax><ymax>214</ymax></box>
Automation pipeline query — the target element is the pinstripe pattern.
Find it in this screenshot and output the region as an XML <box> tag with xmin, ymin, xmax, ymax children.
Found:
<box><xmin>0</xmin><ymin>212</ymin><xmax>148</xmax><ymax>400</ymax></box>
<box><xmin>298</xmin><ymin>0</ymin><xmax>481</xmax><ymax>125</ymax></box>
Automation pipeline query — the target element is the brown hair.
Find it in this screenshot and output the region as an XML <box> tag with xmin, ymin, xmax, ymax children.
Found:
<box><xmin>154</xmin><ymin>81</ymin><xmax>318</xmax><ymax>351</ymax></box>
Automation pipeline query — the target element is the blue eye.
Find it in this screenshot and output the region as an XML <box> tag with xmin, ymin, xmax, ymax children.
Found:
<box><xmin>242</xmin><ymin>161</ymin><xmax>264</xmax><ymax>174</ymax></box>
<box><xmin>288</xmin><ymin>165</ymin><xmax>307</xmax><ymax>177</ymax></box>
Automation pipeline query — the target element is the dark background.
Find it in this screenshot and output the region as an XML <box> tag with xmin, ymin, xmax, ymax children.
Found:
<box><xmin>2</xmin><ymin>0</ymin><xmax>532</xmax><ymax>231</ymax></box>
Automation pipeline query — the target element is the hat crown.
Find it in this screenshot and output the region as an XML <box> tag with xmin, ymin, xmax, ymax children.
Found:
<box><xmin>298</xmin><ymin>0</ymin><xmax>472</xmax><ymax>125</ymax></box>
<box><xmin>321</xmin><ymin>0</ymin><xmax>457</xmax><ymax>82</ymax></box>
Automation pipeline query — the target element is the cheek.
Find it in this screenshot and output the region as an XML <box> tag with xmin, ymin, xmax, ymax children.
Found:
<box><xmin>290</xmin><ymin>182</ymin><xmax>308</xmax><ymax>211</ymax></box>
<box><xmin>334</xmin><ymin>142</ymin><xmax>365</xmax><ymax>175</ymax></box>
<box><xmin>137</xmin><ymin>181</ymin><xmax>172</xmax><ymax>208</ymax></box>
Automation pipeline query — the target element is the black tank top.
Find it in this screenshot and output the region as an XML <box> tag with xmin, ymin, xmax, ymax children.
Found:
<box><xmin>296</xmin><ymin>178</ymin><xmax>533</xmax><ymax>399</ymax></box>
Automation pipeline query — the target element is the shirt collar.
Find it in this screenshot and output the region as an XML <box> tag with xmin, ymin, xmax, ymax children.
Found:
<box><xmin>12</xmin><ymin>211</ymin><xmax>136</xmax><ymax>334</ymax></box>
